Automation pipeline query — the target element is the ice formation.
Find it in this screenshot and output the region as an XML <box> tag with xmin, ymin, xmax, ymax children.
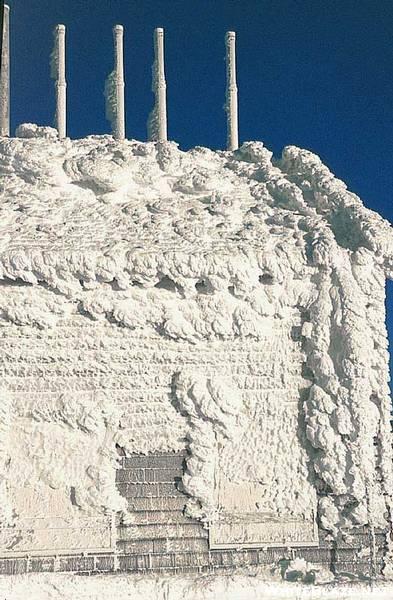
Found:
<box><xmin>105</xmin><ymin>26</ymin><xmax>125</xmax><ymax>141</ymax></box>
<box><xmin>50</xmin><ymin>26</ymin><xmax>67</xmax><ymax>139</ymax></box>
<box><xmin>104</xmin><ymin>71</ymin><xmax>118</xmax><ymax>131</ymax></box>
<box><xmin>174</xmin><ymin>372</ymin><xmax>245</xmax><ymax>520</ymax></box>
<box><xmin>0</xmin><ymin>128</ymin><xmax>392</xmax><ymax>570</ymax></box>
<box><xmin>147</xmin><ymin>29</ymin><xmax>167</xmax><ymax>141</ymax></box>
<box><xmin>225</xmin><ymin>31</ymin><xmax>239</xmax><ymax>151</ymax></box>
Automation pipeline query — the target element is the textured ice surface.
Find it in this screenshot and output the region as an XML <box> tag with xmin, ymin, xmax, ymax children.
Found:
<box><xmin>0</xmin><ymin>129</ymin><xmax>392</xmax><ymax>551</ymax></box>
<box><xmin>104</xmin><ymin>71</ymin><xmax>118</xmax><ymax>131</ymax></box>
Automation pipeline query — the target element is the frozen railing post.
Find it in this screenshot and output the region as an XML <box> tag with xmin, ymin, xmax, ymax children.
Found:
<box><xmin>113</xmin><ymin>25</ymin><xmax>125</xmax><ymax>140</ymax></box>
<box><xmin>53</xmin><ymin>25</ymin><xmax>67</xmax><ymax>139</ymax></box>
<box><xmin>148</xmin><ymin>27</ymin><xmax>167</xmax><ymax>141</ymax></box>
<box><xmin>0</xmin><ymin>4</ymin><xmax>10</xmax><ymax>137</ymax></box>
<box><xmin>225</xmin><ymin>31</ymin><xmax>239</xmax><ymax>151</ymax></box>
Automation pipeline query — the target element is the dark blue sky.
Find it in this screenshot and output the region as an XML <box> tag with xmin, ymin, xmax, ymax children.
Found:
<box><xmin>5</xmin><ymin>0</ymin><xmax>393</xmax><ymax>383</ymax></box>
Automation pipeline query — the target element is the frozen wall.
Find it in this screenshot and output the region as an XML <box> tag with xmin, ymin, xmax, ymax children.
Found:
<box><xmin>0</xmin><ymin>274</ymin><xmax>314</xmax><ymax>553</ymax></box>
<box><xmin>0</xmin><ymin>126</ymin><xmax>392</xmax><ymax>564</ymax></box>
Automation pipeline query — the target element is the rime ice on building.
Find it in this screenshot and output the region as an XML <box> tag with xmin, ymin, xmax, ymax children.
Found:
<box><xmin>0</xmin><ymin>131</ymin><xmax>392</xmax><ymax>579</ymax></box>
<box><xmin>0</xmin><ymin>10</ymin><xmax>392</xmax><ymax>582</ymax></box>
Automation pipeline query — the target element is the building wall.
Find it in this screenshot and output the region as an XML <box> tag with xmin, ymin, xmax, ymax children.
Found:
<box><xmin>0</xmin><ymin>450</ymin><xmax>386</xmax><ymax>576</ymax></box>
<box><xmin>0</xmin><ymin>284</ymin><xmax>316</xmax><ymax>558</ymax></box>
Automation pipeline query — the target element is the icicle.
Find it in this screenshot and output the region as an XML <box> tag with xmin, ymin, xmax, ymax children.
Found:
<box><xmin>225</xmin><ymin>31</ymin><xmax>239</xmax><ymax>151</ymax></box>
<box><xmin>51</xmin><ymin>25</ymin><xmax>67</xmax><ymax>139</ymax></box>
<box><xmin>105</xmin><ymin>25</ymin><xmax>125</xmax><ymax>140</ymax></box>
<box><xmin>0</xmin><ymin>4</ymin><xmax>10</xmax><ymax>137</ymax></box>
<box><xmin>147</xmin><ymin>28</ymin><xmax>167</xmax><ymax>142</ymax></box>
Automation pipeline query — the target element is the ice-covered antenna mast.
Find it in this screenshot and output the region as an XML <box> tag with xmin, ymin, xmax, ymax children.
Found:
<box><xmin>148</xmin><ymin>27</ymin><xmax>167</xmax><ymax>141</ymax></box>
<box><xmin>0</xmin><ymin>4</ymin><xmax>10</xmax><ymax>137</ymax></box>
<box><xmin>225</xmin><ymin>31</ymin><xmax>239</xmax><ymax>151</ymax></box>
<box><xmin>105</xmin><ymin>25</ymin><xmax>126</xmax><ymax>140</ymax></box>
<box><xmin>113</xmin><ymin>25</ymin><xmax>125</xmax><ymax>140</ymax></box>
<box><xmin>52</xmin><ymin>25</ymin><xmax>67</xmax><ymax>139</ymax></box>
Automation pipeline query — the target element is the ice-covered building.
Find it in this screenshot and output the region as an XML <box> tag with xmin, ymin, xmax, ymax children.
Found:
<box><xmin>0</xmin><ymin>125</ymin><xmax>392</xmax><ymax>578</ymax></box>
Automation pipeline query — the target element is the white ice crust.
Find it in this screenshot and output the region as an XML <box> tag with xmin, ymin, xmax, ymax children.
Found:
<box><xmin>0</xmin><ymin>130</ymin><xmax>392</xmax><ymax>545</ymax></box>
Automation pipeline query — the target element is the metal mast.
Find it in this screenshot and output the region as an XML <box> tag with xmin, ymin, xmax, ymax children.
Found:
<box><xmin>0</xmin><ymin>4</ymin><xmax>10</xmax><ymax>137</ymax></box>
<box><xmin>53</xmin><ymin>24</ymin><xmax>67</xmax><ymax>139</ymax></box>
<box><xmin>148</xmin><ymin>27</ymin><xmax>167</xmax><ymax>141</ymax></box>
<box><xmin>113</xmin><ymin>24</ymin><xmax>125</xmax><ymax>140</ymax></box>
<box><xmin>225</xmin><ymin>31</ymin><xmax>239</xmax><ymax>151</ymax></box>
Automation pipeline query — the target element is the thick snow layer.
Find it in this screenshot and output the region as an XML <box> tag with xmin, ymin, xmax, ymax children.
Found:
<box><xmin>1</xmin><ymin>572</ymin><xmax>393</xmax><ymax>600</ymax></box>
<box><xmin>0</xmin><ymin>129</ymin><xmax>392</xmax><ymax>547</ymax></box>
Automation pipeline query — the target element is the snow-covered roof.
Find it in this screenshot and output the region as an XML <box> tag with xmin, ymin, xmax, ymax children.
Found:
<box><xmin>0</xmin><ymin>123</ymin><xmax>392</xmax><ymax>291</ymax></box>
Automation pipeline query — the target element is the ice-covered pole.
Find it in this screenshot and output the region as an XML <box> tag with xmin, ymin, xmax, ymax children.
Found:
<box><xmin>113</xmin><ymin>25</ymin><xmax>125</xmax><ymax>140</ymax></box>
<box><xmin>54</xmin><ymin>25</ymin><xmax>67</xmax><ymax>139</ymax></box>
<box><xmin>149</xmin><ymin>27</ymin><xmax>167</xmax><ymax>141</ymax></box>
<box><xmin>0</xmin><ymin>4</ymin><xmax>10</xmax><ymax>137</ymax></box>
<box><xmin>225</xmin><ymin>31</ymin><xmax>239</xmax><ymax>151</ymax></box>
